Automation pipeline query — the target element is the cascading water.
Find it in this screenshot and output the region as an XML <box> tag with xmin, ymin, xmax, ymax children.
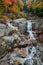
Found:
<box><xmin>27</xmin><ymin>20</ymin><xmax>36</xmax><ymax>40</ymax></box>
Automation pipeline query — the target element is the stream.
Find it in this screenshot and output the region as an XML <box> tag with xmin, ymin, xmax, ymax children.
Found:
<box><xmin>27</xmin><ymin>20</ymin><xmax>36</xmax><ymax>40</ymax></box>
<box><xmin>0</xmin><ymin>18</ymin><xmax>43</xmax><ymax>65</ymax></box>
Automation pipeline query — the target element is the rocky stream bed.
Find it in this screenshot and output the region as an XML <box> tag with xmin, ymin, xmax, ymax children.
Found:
<box><xmin>0</xmin><ymin>18</ymin><xmax>43</xmax><ymax>65</ymax></box>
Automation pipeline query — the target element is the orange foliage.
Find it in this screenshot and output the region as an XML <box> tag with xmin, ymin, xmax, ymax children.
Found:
<box><xmin>13</xmin><ymin>0</ymin><xmax>16</xmax><ymax>4</ymax></box>
<box><xmin>18</xmin><ymin>0</ymin><xmax>24</xmax><ymax>6</ymax></box>
<box><xmin>27</xmin><ymin>2</ymin><xmax>32</xmax><ymax>8</ymax></box>
<box><xmin>4</xmin><ymin>0</ymin><xmax>12</xmax><ymax>5</ymax></box>
<box><xmin>27</xmin><ymin>5</ymin><xmax>32</xmax><ymax>8</ymax></box>
<box><xmin>11</xmin><ymin>5</ymin><xmax>17</xmax><ymax>12</ymax></box>
<box><xmin>32</xmin><ymin>3</ymin><xmax>38</xmax><ymax>7</ymax></box>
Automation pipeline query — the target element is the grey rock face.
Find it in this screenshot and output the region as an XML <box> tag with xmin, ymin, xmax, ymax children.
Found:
<box><xmin>0</xmin><ymin>24</ymin><xmax>6</xmax><ymax>37</ymax></box>
<box><xmin>13</xmin><ymin>18</ymin><xmax>27</xmax><ymax>33</ymax></box>
<box><xmin>24</xmin><ymin>59</ymin><xmax>33</xmax><ymax>65</ymax></box>
<box><xmin>3</xmin><ymin>36</ymin><xmax>14</xmax><ymax>43</ymax></box>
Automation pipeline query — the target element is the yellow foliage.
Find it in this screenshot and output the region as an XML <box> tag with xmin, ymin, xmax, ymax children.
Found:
<box><xmin>27</xmin><ymin>5</ymin><xmax>32</xmax><ymax>8</ymax></box>
<box><xmin>36</xmin><ymin>2</ymin><xmax>43</xmax><ymax>8</ymax></box>
<box><xmin>21</xmin><ymin>13</ymin><xmax>25</xmax><ymax>17</ymax></box>
<box><xmin>11</xmin><ymin>4</ymin><xmax>17</xmax><ymax>12</ymax></box>
<box><xmin>18</xmin><ymin>13</ymin><xmax>26</xmax><ymax>18</ymax></box>
<box><xmin>16</xmin><ymin>6</ymin><xmax>20</xmax><ymax>13</ymax></box>
<box><xmin>27</xmin><ymin>2</ymin><xmax>32</xmax><ymax>8</ymax></box>
<box><xmin>32</xmin><ymin>2</ymin><xmax>43</xmax><ymax>8</ymax></box>
<box><xmin>3</xmin><ymin>16</ymin><xmax>9</xmax><ymax>20</ymax></box>
<box><xmin>9</xmin><ymin>14</ymin><xmax>15</xmax><ymax>19</ymax></box>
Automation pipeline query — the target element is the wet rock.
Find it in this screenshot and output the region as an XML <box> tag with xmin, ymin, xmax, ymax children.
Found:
<box><xmin>0</xmin><ymin>45</ymin><xmax>6</xmax><ymax>59</ymax></box>
<box><xmin>0</xmin><ymin>23</ymin><xmax>6</xmax><ymax>37</ymax></box>
<box><xmin>2</xmin><ymin>33</ymin><xmax>21</xmax><ymax>47</ymax></box>
<box><xmin>24</xmin><ymin>59</ymin><xmax>33</xmax><ymax>65</ymax></box>
<box><xmin>0</xmin><ymin>60</ymin><xmax>8</xmax><ymax>65</ymax></box>
<box><xmin>2</xmin><ymin>36</ymin><xmax>14</xmax><ymax>43</ymax></box>
<box><xmin>5</xmin><ymin>25</ymin><xmax>18</xmax><ymax>36</ymax></box>
<box><xmin>0</xmin><ymin>18</ymin><xmax>42</xmax><ymax>65</ymax></box>
<box><xmin>13</xmin><ymin>18</ymin><xmax>26</xmax><ymax>23</ymax></box>
<box><xmin>39</xmin><ymin>33</ymin><xmax>43</xmax><ymax>42</ymax></box>
<box><xmin>18</xmin><ymin>22</ymin><xmax>27</xmax><ymax>33</ymax></box>
<box><xmin>13</xmin><ymin>18</ymin><xmax>27</xmax><ymax>33</ymax></box>
<box><xmin>0</xmin><ymin>24</ymin><xmax>6</xmax><ymax>29</ymax></box>
<box><xmin>13</xmin><ymin>34</ymin><xmax>21</xmax><ymax>41</ymax></box>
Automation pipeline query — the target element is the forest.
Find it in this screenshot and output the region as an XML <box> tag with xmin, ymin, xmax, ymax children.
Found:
<box><xmin>0</xmin><ymin>0</ymin><xmax>43</xmax><ymax>19</ymax></box>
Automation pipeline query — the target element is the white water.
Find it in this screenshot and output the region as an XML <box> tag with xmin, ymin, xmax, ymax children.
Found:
<box><xmin>27</xmin><ymin>20</ymin><xmax>36</xmax><ymax>40</ymax></box>
<box><xmin>6</xmin><ymin>19</ymin><xmax>37</xmax><ymax>65</ymax></box>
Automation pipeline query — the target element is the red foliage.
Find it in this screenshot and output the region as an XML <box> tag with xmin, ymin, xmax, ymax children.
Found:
<box><xmin>13</xmin><ymin>0</ymin><xmax>16</xmax><ymax>4</ymax></box>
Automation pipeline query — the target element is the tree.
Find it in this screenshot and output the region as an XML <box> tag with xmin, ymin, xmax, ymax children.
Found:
<box><xmin>0</xmin><ymin>0</ymin><xmax>5</xmax><ymax>15</ymax></box>
<box><xmin>4</xmin><ymin>0</ymin><xmax>12</xmax><ymax>5</ymax></box>
<box><xmin>23</xmin><ymin>3</ymin><xmax>28</xmax><ymax>12</ymax></box>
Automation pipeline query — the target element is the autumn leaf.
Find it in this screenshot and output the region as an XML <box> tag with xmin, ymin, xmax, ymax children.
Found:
<box><xmin>11</xmin><ymin>5</ymin><xmax>17</xmax><ymax>12</ymax></box>
<box><xmin>4</xmin><ymin>0</ymin><xmax>12</xmax><ymax>5</ymax></box>
<box><xmin>13</xmin><ymin>0</ymin><xmax>16</xmax><ymax>4</ymax></box>
<box><xmin>18</xmin><ymin>0</ymin><xmax>24</xmax><ymax>6</ymax></box>
<box><xmin>36</xmin><ymin>2</ymin><xmax>43</xmax><ymax>8</ymax></box>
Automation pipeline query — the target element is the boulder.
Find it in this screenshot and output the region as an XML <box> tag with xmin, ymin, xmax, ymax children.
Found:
<box><xmin>13</xmin><ymin>18</ymin><xmax>27</xmax><ymax>33</ymax></box>
<box><xmin>3</xmin><ymin>36</ymin><xmax>14</xmax><ymax>43</ymax></box>
<box><xmin>0</xmin><ymin>23</ymin><xmax>6</xmax><ymax>37</ymax></box>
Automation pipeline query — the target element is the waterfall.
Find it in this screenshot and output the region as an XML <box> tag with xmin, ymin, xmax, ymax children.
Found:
<box><xmin>27</xmin><ymin>20</ymin><xmax>36</xmax><ymax>40</ymax></box>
